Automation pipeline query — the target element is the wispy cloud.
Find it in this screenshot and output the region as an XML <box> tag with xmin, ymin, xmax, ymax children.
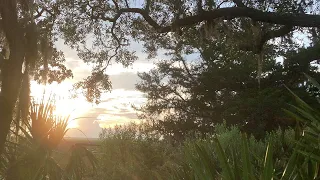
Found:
<box><xmin>51</xmin><ymin>39</ymin><xmax>151</xmax><ymax>138</ymax></box>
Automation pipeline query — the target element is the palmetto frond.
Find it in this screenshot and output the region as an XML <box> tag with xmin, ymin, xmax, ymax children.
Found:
<box><xmin>66</xmin><ymin>144</ymin><xmax>98</xmax><ymax>179</ymax></box>
<box><xmin>29</xmin><ymin>99</ymin><xmax>69</xmax><ymax>150</ymax></box>
<box><xmin>172</xmin><ymin>74</ymin><xmax>320</xmax><ymax>180</ymax></box>
<box><xmin>3</xmin><ymin>99</ymin><xmax>96</xmax><ymax>180</ymax></box>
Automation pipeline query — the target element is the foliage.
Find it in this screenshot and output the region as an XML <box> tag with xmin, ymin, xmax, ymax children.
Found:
<box><xmin>94</xmin><ymin>123</ymin><xmax>179</xmax><ymax>180</ymax></box>
<box><xmin>0</xmin><ymin>0</ymin><xmax>73</xmax><ymax>157</ymax></box>
<box><xmin>135</xmin><ymin>23</ymin><xmax>320</xmax><ymax>139</ymax></box>
<box><xmin>171</xmin><ymin>124</ymin><xmax>295</xmax><ymax>179</ymax></box>
<box><xmin>57</xmin><ymin>0</ymin><xmax>320</xmax><ymax>102</ymax></box>
<box><xmin>0</xmin><ymin>100</ymin><xmax>96</xmax><ymax>180</ymax></box>
<box><xmin>171</xmin><ymin>74</ymin><xmax>320</xmax><ymax>180</ymax></box>
<box><xmin>0</xmin><ymin>1</ymin><xmax>320</xmax><ymax>179</ymax></box>
<box><xmin>95</xmin><ymin>121</ymin><xmax>297</xmax><ymax>180</ymax></box>
<box><xmin>1</xmin><ymin>0</ymin><xmax>319</xmax><ymax>157</ymax></box>
<box><xmin>95</xmin><ymin>73</ymin><xmax>320</xmax><ymax>179</ymax></box>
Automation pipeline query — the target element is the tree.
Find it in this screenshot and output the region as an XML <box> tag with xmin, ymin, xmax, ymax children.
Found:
<box><xmin>57</xmin><ymin>0</ymin><xmax>320</xmax><ymax>100</ymax></box>
<box><xmin>135</xmin><ymin>16</ymin><xmax>320</xmax><ymax>139</ymax></box>
<box><xmin>54</xmin><ymin>0</ymin><xmax>320</xmax><ymax>139</ymax></box>
<box><xmin>1</xmin><ymin>0</ymin><xmax>320</xmax><ymax>154</ymax></box>
<box><xmin>0</xmin><ymin>0</ymin><xmax>72</xmax><ymax>156</ymax></box>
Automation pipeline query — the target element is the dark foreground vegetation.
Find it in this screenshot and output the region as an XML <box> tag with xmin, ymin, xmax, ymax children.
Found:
<box><xmin>1</xmin><ymin>0</ymin><xmax>320</xmax><ymax>179</ymax></box>
<box><xmin>94</xmin><ymin>79</ymin><xmax>320</xmax><ymax>179</ymax></box>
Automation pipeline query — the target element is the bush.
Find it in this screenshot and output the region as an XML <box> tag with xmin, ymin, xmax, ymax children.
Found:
<box><xmin>95</xmin><ymin>122</ymin><xmax>297</xmax><ymax>180</ymax></box>
<box><xmin>95</xmin><ymin>123</ymin><xmax>179</xmax><ymax>180</ymax></box>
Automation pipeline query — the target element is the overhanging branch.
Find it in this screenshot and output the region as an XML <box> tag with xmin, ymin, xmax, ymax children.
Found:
<box><xmin>163</xmin><ymin>7</ymin><xmax>320</xmax><ymax>32</ymax></box>
<box><xmin>108</xmin><ymin>7</ymin><xmax>320</xmax><ymax>33</ymax></box>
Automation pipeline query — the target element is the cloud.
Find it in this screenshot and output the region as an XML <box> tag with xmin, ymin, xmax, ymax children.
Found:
<box><xmin>65</xmin><ymin>58</ymin><xmax>82</xmax><ymax>69</ymax></box>
<box><xmin>70</xmin><ymin>66</ymin><xmax>91</xmax><ymax>82</ymax></box>
<box><xmin>66</xmin><ymin>117</ymin><xmax>102</xmax><ymax>138</ymax></box>
<box><xmin>63</xmin><ymin>89</ymin><xmax>146</xmax><ymax>137</ymax></box>
<box><xmin>55</xmin><ymin>39</ymin><xmax>79</xmax><ymax>59</ymax></box>
<box><xmin>95</xmin><ymin>114</ymin><xmax>139</xmax><ymax>128</ymax></box>
<box><xmin>109</xmin><ymin>72</ymin><xmax>141</xmax><ymax>90</ymax></box>
<box><xmin>104</xmin><ymin>62</ymin><xmax>155</xmax><ymax>75</ymax></box>
<box><xmin>54</xmin><ymin>39</ymin><xmax>152</xmax><ymax>138</ymax></box>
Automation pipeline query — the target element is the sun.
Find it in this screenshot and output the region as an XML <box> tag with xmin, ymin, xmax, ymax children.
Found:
<box><xmin>66</xmin><ymin>119</ymin><xmax>80</xmax><ymax>129</ymax></box>
<box><xmin>30</xmin><ymin>81</ymin><xmax>92</xmax><ymax>130</ymax></box>
<box><xmin>54</xmin><ymin>99</ymin><xmax>78</xmax><ymax>117</ymax></box>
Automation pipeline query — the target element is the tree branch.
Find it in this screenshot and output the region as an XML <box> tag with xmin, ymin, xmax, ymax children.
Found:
<box><xmin>287</xmin><ymin>42</ymin><xmax>320</xmax><ymax>65</ymax></box>
<box><xmin>262</xmin><ymin>26</ymin><xmax>293</xmax><ymax>42</ymax></box>
<box><xmin>112</xmin><ymin>0</ymin><xmax>119</xmax><ymax>11</ymax></box>
<box><xmin>232</xmin><ymin>0</ymin><xmax>246</xmax><ymax>7</ymax></box>
<box><xmin>164</xmin><ymin>7</ymin><xmax>320</xmax><ymax>32</ymax></box>
<box><xmin>197</xmin><ymin>0</ymin><xmax>203</xmax><ymax>13</ymax></box>
<box><xmin>216</xmin><ymin>0</ymin><xmax>228</xmax><ymax>9</ymax></box>
<box><xmin>99</xmin><ymin>7</ymin><xmax>320</xmax><ymax>34</ymax></box>
<box><xmin>258</xmin><ymin>25</ymin><xmax>293</xmax><ymax>50</ymax></box>
<box><xmin>145</xmin><ymin>0</ymin><xmax>151</xmax><ymax>13</ymax></box>
<box><xmin>34</xmin><ymin>8</ymin><xmax>44</xmax><ymax>19</ymax></box>
<box><xmin>124</xmin><ymin>0</ymin><xmax>129</xmax><ymax>8</ymax></box>
<box><xmin>180</xmin><ymin>58</ymin><xmax>195</xmax><ymax>82</ymax></box>
<box><xmin>119</xmin><ymin>8</ymin><xmax>162</xmax><ymax>29</ymax></box>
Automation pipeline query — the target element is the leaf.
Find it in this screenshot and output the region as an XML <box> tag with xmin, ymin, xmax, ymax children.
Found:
<box><xmin>281</xmin><ymin>151</ymin><xmax>298</xmax><ymax>180</ymax></box>
<box><xmin>241</xmin><ymin>134</ymin><xmax>254</xmax><ymax>180</ymax></box>
<box><xmin>262</xmin><ymin>141</ymin><xmax>274</xmax><ymax>180</ymax></box>
<box><xmin>284</xmin><ymin>85</ymin><xmax>314</xmax><ymax>112</ymax></box>
<box><xmin>213</xmin><ymin>137</ymin><xmax>234</xmax><ymax>180</ymax></box>
<box><xmin>297</xmin><ymin>150</ymin><xmax>320</xmax><ymax>162</ymax></box>
<box><xmin>194</xmin><ymin>143</ymin><xmax>217</xmax><ymax>179</ymax></box>
<box><xmin>232</xmin><ymin>149</ymin><xmax>241</xmax><ymax>180</ymax></box>
<box><xmin>304</xmin><ymin>73</ymin><xmax>320</xmax><ymax>90</ymax></box>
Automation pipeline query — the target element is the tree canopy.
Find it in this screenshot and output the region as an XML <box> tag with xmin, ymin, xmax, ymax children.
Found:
<box><xmin>0</xmin><ymin>0</ymin><xmax>72</xmax><ymax>155</ymax></box>
<box><xmin>58</xmin><ymin>0</ymin><xmax>320</xmax><ymax>101</ymax></box>
<box><xmin>0</xmin><ymin>0</ymin><xmax>320</xmax><ymax>154</ymax></box>
<box><xmin>136</xmin><ymin>25</ymin><xmax>320</xmax><ymax>139</ymax></box>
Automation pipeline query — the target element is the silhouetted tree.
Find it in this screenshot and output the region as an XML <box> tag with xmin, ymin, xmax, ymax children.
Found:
<box><xmin>0</xmin><ymin>0</ymin><xmax>72</xmax><ymax>156</ymax></box>
<box><xmin>136</xmin><ymin>23</ymin><xmax>320</xmax><ymax>140</ymax></box>
<box><xmin>58</xmin><ymin>0</ymin><xmax>320</xmax><ymax>102</ymax></box>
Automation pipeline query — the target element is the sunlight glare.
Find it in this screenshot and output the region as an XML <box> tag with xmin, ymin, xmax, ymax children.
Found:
<box><xmin>30</xmin><ymin>81</ymin><xmax>92</xmax><ymax>130</ymax></box>
<box><xmin>66</xmin><ymin>119</ymin><xmax>80</xmax><ymax>129</ymax></box>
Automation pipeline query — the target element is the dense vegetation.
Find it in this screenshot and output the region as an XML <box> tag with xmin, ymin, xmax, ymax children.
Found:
<box><xmin>94</xmin><ymin>88</ymin><xmax>320</xmax><ymax>179</ymax></box>
<box><xmin>0</xmin><ymin>0</ymin><xmax>320</xmax><ymax>179</ymax></box>
<box><xmin>94</xmin><ymin>122</ymin><xmax>296</xmax><ymax>179</ymax></box>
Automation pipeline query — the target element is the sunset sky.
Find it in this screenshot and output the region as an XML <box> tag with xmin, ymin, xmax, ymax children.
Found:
<box><xmin>28</xmin><ymin>30</ymin><xmax>309</xmax><ymax>138</ymax></box>
<box><xmin>30</xmin><ymin>40</ymin><xmax>157</xmax><ymax>138</ymax></box>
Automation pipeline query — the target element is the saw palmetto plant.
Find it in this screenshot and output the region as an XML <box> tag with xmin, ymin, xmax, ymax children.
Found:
<box><xmin>172</xmin><ymin>74</ymin><xmax>320</xmax><ymax>180</ymax></box>
<box><xmin>1</xmin><ymin>99</ymin><xmax>96</xmax><ymax>180</ymax></box>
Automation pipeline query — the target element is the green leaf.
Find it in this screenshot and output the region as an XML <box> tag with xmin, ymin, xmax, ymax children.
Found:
<box><xmin>281</xmin><ymin>151</ymin><xmax>298</xmax><ymax>180</ymax></box>
<box><xmin>304</xmin><ymin>73</ymin><xmax>320</xmax><ymax>90</ymax></box>
<box><xmin>213</xmin><ymin>137</ymin><xmax>234</xmax><ymax>180</ymax></box>
<box><xmin>262</xmin><ymin>141</ymin><xmax>274</xmax><ymax>180</ymax></box>
<box><xmin>232</xmin><ymin>149</ymin><xmax>241</xmax><ymax>180</ymax></box>
<box><xmin>297</xmin><ymin>150</ymin><xmax>320</xmax><ymax>162</ymax></box>
<box><xmin>284</xmin><ymin>85</ymin><xmax>314</xmax><ymax>112</ymax></box>
<box><xmin>195</xmin><ymin>143</ymin><xmax>217</xmax><ymax>179</ymax></box>
<box><xmin>241</xmin><ymin>134</ymin><xmax>254</xmax><ymax>180</ymax></box>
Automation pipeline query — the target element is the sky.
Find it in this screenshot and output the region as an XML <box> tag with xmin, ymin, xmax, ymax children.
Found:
<box><xmin>27</xmin><ymin>8</ymin><xmax>313</xmax><ymax>138</ymax></box>
<box><xmin>31</xmin><ymin>40</ymin><xmax>155</xmax><ymax>138</ymax></box>
<box><xmin>30</xmin><ymin>31</ymin><xmax>307</xmax><ymax>138</ymax></box>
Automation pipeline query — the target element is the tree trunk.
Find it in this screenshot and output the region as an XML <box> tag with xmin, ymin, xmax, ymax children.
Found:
<box><xmin>0</xmin><ymin>97</ymin><xmax>13</xmax><ymax>156</ymax></box>
<box><xmin>0</xmin><ymin>60</ymin><xmax>23</xmax><ymax>156</ymax></box>
<box><xmin>0</xmin><ymin>0</ymin><xmax>25</xmax><ymax>156</ymax></box>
